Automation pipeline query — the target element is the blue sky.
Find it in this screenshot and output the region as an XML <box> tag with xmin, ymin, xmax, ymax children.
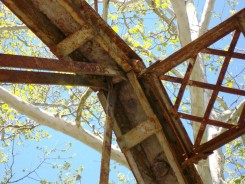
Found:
<box><xmin>1</xmin><ymin>0</ymin><xmax>245</xmax><ymax>183</ymax></box>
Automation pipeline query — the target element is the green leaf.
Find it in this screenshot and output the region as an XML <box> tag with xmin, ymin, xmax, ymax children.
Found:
<box><xmin>181</xmin><ymin>106</ymin><xmax>189</xmax><ymax>112</ymax></box>
<box><xmin>161</xmin><ymin>3</ymin><xmax>168</xmax><ymax>9</ymax></box>
<box><xmin>226</xmin><ymin>81</ymin><xmax>233</xmax><ymax>88</ymax></box>
<box><xmin>65</xmin><ymin>85</ymin><xmax>72</xmax><ymax>89</ymax></box>
<box><xmin>2</xmin><ymin>104</ymin><xmax>8</xmax><ymax>109</ymax></box>
<box><xmin>112</xmin><ymin>26</ymin><xmax>119</xmax><ymax>33</ymax></box>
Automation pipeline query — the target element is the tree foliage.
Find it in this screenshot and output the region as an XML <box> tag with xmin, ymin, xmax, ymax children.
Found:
<box><xmin>0</xmin><ymin>0</ymin><xmax>244</xmax><ymax>183</ymax></box>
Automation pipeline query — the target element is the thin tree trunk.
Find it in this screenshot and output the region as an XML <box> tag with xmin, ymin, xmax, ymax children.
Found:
<box><xmin>0</xmin><ymin>86</ymin><xmax>128</xmax><ymax>167</ymax></box>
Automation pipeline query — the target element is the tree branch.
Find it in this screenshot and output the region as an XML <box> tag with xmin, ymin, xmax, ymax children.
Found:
<box><xmin>170</xmin><ymin>0</ymin><xmax>192</xmax><ymax>46</ymax></box>
<box><xmin>216</xmin><ymin>96</ymin><xmax>229</xmax><ymax>110</ymax></box>
<box><xmin>0</xmin><ymin>86</ymin><xmax>128</xmax><ymax>167</ymax></box>
<box><xmin>102</xmin><ymin>0</ymin><xmax>110</xmax><ymax>21</ymax></box>
<box><xmin>75</xmin><ymin>88</ymin><xmax>93</xmax><ymax>127</ymax></box>
<box><xmin>144</xmin><ymin>0</ymin><xmax>177</xmax><ymax>33</ymax></box>
<box><xmin>227</xmin><ymin>99</ymin><xmax>245</xmax><ymax>146</ymax></box>
<box><xmin>199</xmin><ymin>0</ymin><xmax>216</xmax><ymax>36</ymax></box>
<box><xmin>228</xmin><ymin>99</ymin><xmax>245</xmax><ymax>124</ymax></box>
<box><xmin>0</xmin><ymin>25</ymin><xmax>28</xmax><ymax>32</ymax></box>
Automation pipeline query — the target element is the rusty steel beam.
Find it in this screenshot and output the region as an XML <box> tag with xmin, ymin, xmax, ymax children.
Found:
<box><xmin>118</xmin><ymin>119</ymin><xmax>162</xmax><ymax>150</ymax></box>
<box><xmin>99</xmin><ymin>83</ymin><xmax>116</xmax><ymax>184</ymax></box>
<box><xmin>94</xmin><ymin>0</ymin><xmax>98</xmax><ymax>12</ymax></box>
<box><xmin>57</xmin><ymin>0</ymin><xmax>134</xmax><ymax>72</ymax></box>
<box><xmin>238</xmin><ymin>105</ymin><xmax>245</xmax><ymax>124</ymax></box>
<box><xmin>0</xmin><ymin>54</ymin><xmax>122</xmax><ymax>77</ymax></box>
<box><xmin>195</xmin><ymin>124</ymin><xmax>245</xmax><ymax>158</ymax></box>
<box><xmin>147</xmin><ymin>75</ymin><xmax>195</xmax><ymax>155</ymax></box>
<box><xmin>0</xmin><ymin>0</ymin><xmax>89</xmax><ymax>64</ymax></box>
<box><xmin>178</xmin><ymin>112</ymin><xmax>234</xmax><ymax>130</ymax></box>
<box><xmin>127</xmin><ymin>71</ymin><xmax>188</xmax><ymax>184</ymax></box>
<box><xmin>238</xmin><ymin>12</ymin><xmax>245</xmax><ymax>36</ymax></box>
<box><xmin>201</xmin><ymin>48</ymin><xmax>245</xmax><ymax>59</ymax></box>
<box><xmin>194</xmin><ymin>30</ymin><xmax>241</xmax><ymax>147</ymax></box>
<box><xmin>183</xmin><ymin>124</ymin><xmax>245</xmax><ymax>165</ymax></box>
<box><xmin>50</xmin><ymin>28</ymin><xmax>94</xmax><ymax>58</ymax></box>
<box><xmin>174</xmin><ymin>57</ymin><xmax>196</xmax><ymax>111</ymax></box>
<box><xmin>160</xmin><ymin>75</ymin><xmax>245</xmax><ymax>96</ymax></box>
<box><xmin>0</xmin><ymin>69</ymin><xmax>106</xmax><ymax>88</ymax></box>
<box><xmin>142</xmin><ymin>8</ymin><xmax>245</xmax><ymax>76</ymax></box>
<box><xmin>99</xmin><ymin>114</ymin><xmax>113</xmax><ymax>184</ymax></box>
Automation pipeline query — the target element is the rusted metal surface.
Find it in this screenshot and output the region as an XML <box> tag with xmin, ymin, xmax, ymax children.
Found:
<box><xmin>178</xmin><ymin>113</ymin><xmax>234</xmax><ymax>130</ymax></box>
<box><xmin>141</xmin><ymin>75</ymin><xmax>202</xmax><ymax>183</ymax></box>
<box><xmin>127</xmin><ymin>71</ymin><xmax>188</xmax><ymax>184</ymax></box>
<box><xmin>51</xmin><ymin>28</ymin><xmax>94</xmax><ymax>58</ymax></box>
<box><xmin>142</xmin><ymin>9</ymin><xmax>245</xmax><ymax>76</ymax></box>
<box><xmin>99</xmin><ymin>83</ymin><xmax>115</xmax><ymax>184</ymax></box>
<box><xmin>154</xmin><ymin>13</ymin><xmax>245</xmax><ymax>165</ymax></box>
<box><xmin>97</xmin><ymin>91</ymin><xmax>146</xmax><ymax>184</ymax></box>
<box><xmin>0</xmin><ymin>69</ymin><xmax>106</xmax><ymax>88</ymax></box>
<box><xmin>160</xmin><ymin>75</ymin><xmax>245</xmax><ymax>96</ymax></box>
<box><xmin>238</xmin><ymin>11</ymin><xmax>245</xmax><ymax>36</ymax></box>
<box><xmin>57</xmin><ymin>0</ymin><xmax>134</xmax><ymax>72</ymax></box>
<box><xmin>201</xmin><ymin>48</ymin><xmax>245</xmax><ymax>59</ymax></box>
<box><xmin>2</xmin><ymin>1</ymin><xmax>244</xmax><ymax>183</ymax></box>
<box><xmin>2</xmin><ymin>1</ymin><xmax>182</xmax><ymax>183</ymax></box>
<box><xmin>94</xmin><ymin>0</ymin><xmax>98</xmax><ymax>12</ymax></box>
<box><xmin>118</xmin><ymin>119</ymin><xmax>162</xmax><ymax>151</ymax></box>
<box><xmin>174</xmin><ymin>57</ymin><xmax>196</xmax><ymax>111</ymax></box>
<box><xmin>0</xmin><ymin>54</ymin><xmax>122</xmax><ymax>77</ymax></box>
<box><xmin>238</xmin><ymin>105</ymin><xmax>245</xmax><ymax>124</ymax></box>
<box><xmin>184</xmin><ymin>123</ymin><xmax>245</xmax><ymax>165</ymax></box>
<box><xmin>99</xmin><ymin>114</ymin><xmax>113</xmax><ymax>184</ymax></box>
<box><xmin>194</xmin><ymin>29</ymin><xmax>241</xmax><ymax>147</ymax></box>
<box><xmin>1</xmin><ymin>0</ymin><xmax>65</xmax><ymax>47</ymax></box>
<box><xmin>71</xmin><ymin>0</ymin><xmax>143</xmax><ymax>65</ymax></box>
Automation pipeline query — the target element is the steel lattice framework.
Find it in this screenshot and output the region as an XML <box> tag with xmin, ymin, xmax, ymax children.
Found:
<box><xmin>0</xmin><ymin>1</ymin><xmax>244</xmax><ymax>183</ymax></box>
<box><xmin>142</xmin><ymin>25</ymin><xmax>245</xmax><ymax>165</ymax></box>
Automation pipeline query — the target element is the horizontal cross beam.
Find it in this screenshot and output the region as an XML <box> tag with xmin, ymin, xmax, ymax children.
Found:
<box><xmin>201</xmin><ymin>48</ymin><xmax>245</xmax><ymax>59</ymax></box>
<box><xmin>178</xmin><ymin>112</ymin><xmax>234</xmax><ymax>130</ymax></box>
<box><xmin>0</xmin><ymin>54</ymin><xmax>122</xmax><ymax>77</ymax></box>
<box><xmin>160</xmin><ymin>75</ymin><xmax>245</xmax><ymax>96</ymax></box>
<box><xmin>0</xmin><ymin>69</ymin><xmax>106</xmax><ymax>88</ymax></box>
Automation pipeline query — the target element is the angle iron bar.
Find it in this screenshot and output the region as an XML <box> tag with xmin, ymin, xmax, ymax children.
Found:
<box><xmin>94</xmin><ymin>0</ymin><xmax>98</xmax><ymax>12</ymax></box>
<box><xmin>178</xmin><ymin>112</ymin><xmax>234</xmax><ymax>130</ymax></box>
<box><xmin>50</xmin><ymin>28</ymin><xmax>94</xmax><ymax>58</ymax></box>
<box><xmin>127</xmin><ymin>71</ymin><xmax>188</xmax><ymax>184</ymax></box>
<box><xmin>195</xmin><ymin>124</ymin><xmax>245</xmax><ymax>156</ymax></box>
<box><xmin>117</xmin><ymin>119</ymin><xmax>162</xmax><ymax>150</ymax></box>
<box><xmin>99</xmin><ymin>115</ymin><xmax>113</xmax><ymax>184</ymax></box>
<box><xmin>0</xmin><ymin>69</ymin><xmax>106</xmax><ymax>88</ymax></box>
<box><xmin>238</xmin><ymin>15</ymin><xmax>245</xmax><ymax>36</ymax></box>
<box><xmin>58</xmin><ymin>0</ymin><xmax>133</xmax><ymax>72</ymax></box>
<box><xmin>184</xmin><ymin>124</ymin><xmax>245</xmax><ymax>165</ymax></box>
<box><xmin>151</xmin><ymin>74</ymin><xmax>194</xmax><ymax>155</ymax></box>
<box><xmin>194</xmin><ymin>30</ymin><xmax>241</xmax><ymax>148</ymax></box>
<box><xmin>160</xmin><ymin>75</ymin><xmax>245</xmax><ymax>96</ymax></box>
<box><xmin>97</xmin><ymin>91</ymin><xmax>146</xmax><ymax>183</ymax></box>
<box><xmin>0</xmin><ymin>54</ymin><xmax>121</xmax><ymax>77</ymax></box>
<box><xmin>238</xmin><ymin>104</ymin><xmax>245</xmax><ymax>124</ymax></box>
<box><xmin>201</xmin><ymin>48</ymin><xmax>245</xmax><ymax>59</ymax></box>
<box><xmin>141</xmin><ymin>9</ymin><xmax>245</xmax><ymax>76</ymax></box>
<box><xmin>174</xmin><ymin>56</ymin><xmax>196</xmax><ymax>111</ymax></box>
